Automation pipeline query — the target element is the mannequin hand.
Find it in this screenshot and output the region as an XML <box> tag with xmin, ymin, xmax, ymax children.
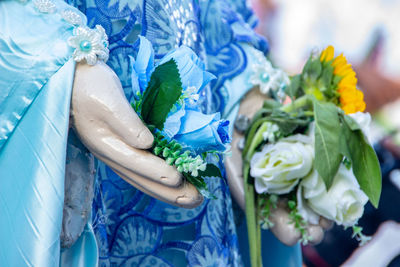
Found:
<box><xmin>71</xmin><ymin>62</ymin><xmax>203</xmax><ymax>208</ymax></box>
<box><xmin>268</xmin><ymin>200</ymin><xmax>333</xmax><ymax>246</ymax></box>
<box><xmin>225</xmin><ymin>89</ymin><xmax>330</xmax><ymax>245</ymax></box>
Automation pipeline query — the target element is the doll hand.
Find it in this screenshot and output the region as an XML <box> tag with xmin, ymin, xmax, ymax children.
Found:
<box><xmin>224</xmin><ymin>89</ymin><xmax>330</xmax><ymax>245</ymax></box>
<box><xmin>268</xmin><ymin>200</ymin><xmax>333</xmax><ymax>246</ymax></box>
<box><xmin>225</xmin><ymin>89</ymin><xmax>265</xmax><ymax>211</ymax></box>
<box><xmin>71</xmin><ymin>62</ymin><xmax>202</xmax><ymax>208</ymax></box>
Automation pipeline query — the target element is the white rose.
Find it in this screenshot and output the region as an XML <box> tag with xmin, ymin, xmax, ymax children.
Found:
<box><xmin>250</xmin><ymin>134</ymin><xmax>313</xmax><ymax>195</ymax></box>
<box><xmin>298</xmin><ymin>165</ymin><xmax>368</xmax><ymax>227</ymax></box>
<box><xmin>349</xmin><ymin>112</ymin><xmax>372</xmax><ymax>143</ymax></box>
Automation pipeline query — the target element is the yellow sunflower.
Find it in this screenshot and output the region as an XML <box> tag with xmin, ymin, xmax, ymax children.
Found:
<box><xmin>320</xmin><ymin>46</ymin><xmax>365</xmax><ymax>114</ymax></box>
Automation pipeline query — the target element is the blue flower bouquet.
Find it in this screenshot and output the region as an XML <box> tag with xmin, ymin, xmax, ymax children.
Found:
<box><xmin>130</xmin><ymin>37</ymin><xmax>230</xmax><ymax>197</ymax></box>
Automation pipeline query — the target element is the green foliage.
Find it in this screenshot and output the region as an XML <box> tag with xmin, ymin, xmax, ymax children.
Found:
<box><xmin>352</xmin><ymin>225</ymin><xmax>371</xmax><ymax>246</ymax></box>
<box><xmin>152</xmin><ymin>131</ymin><xmax>223</xmax><ymax>198</ymax></box>
<box><xmin>198</xmin><ymin>163</ymin><xmax>222</xmax><ymax>178</ymax></box>
<box><xmin>287</xmin><ymin>198</ymin><xmax>311</xmax><ymax>245</ymax></box>
<box><xmin>339</xmin><ymin>114</ymin><xmax>382</xmax><ymax>207</ymax></box>
<box><xmin>303</xmin><ymin>57</ymin><xmax>322</xmax><ymax>81</ymax></box>
<box><xmin>243</xmin><ymin>96</ymin><xmax>312</xmax><ymax>160</ymax></box>
<box><xmin>286</xmin><ymin>74</ymin><xmax>302</xmax><ymax>99</ymax></box>
<box><xmin>185</xmin><ymin>174</ymin><xmax>215</xmax><ymax>199</ymax></box>
<box><xmin>141</xmin><ymin>59</ymin><xmax>183</xmax><ymax>130</ymax></box>
<box><xmin>320</xmin><ymin>64</ymin><xmax>335</xmax><ymax>99</ymax></box>
<box><xmin>131</xmin><ymin>91</ymin><xmax>143</xmax><ymax>114</ymax></box>
<box><xmin>259</xmin><ymin>194</ymin><xmax>278</xmax><ymax>229</ymax></box>
<box><xmin>313</xmin><ymin>101</ymin><xmax>343</xmax><ymax>188</ymax></box>
<box><xmin>321</xmin><ymin>63</ymin><xmax>334</xmax><ymax>88</ymax></box>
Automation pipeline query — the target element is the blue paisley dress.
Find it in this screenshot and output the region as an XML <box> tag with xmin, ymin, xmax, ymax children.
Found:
<box><xmin>64</xmin><ymin>0</ymin><xmax>300</xmax><ymax>266</ymax></box>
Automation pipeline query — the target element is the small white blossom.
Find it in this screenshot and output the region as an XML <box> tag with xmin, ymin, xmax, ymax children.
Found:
<box><xmin>61</xmin><ymin>9</ymin><xmax>83</xmax><ymax>25</ymax></box>
<box><xmin>33</xmin><ymin>0</ymin><xmax>56</xmax><ymax>13</ymax></box>
<box><xmin>262</xmin><ymin>122</ymin><xmax>280</xmax><ymax>143</ymax></box>
<box><xmin>68</xmin><ymin>25</ymin><xmax>109</xmax><ymax>65</ymax></box>
<box><xmin>184</xmin><ymin>155</ymin><xmax>206</xmax><ymax>177</ymax></box>
<box><xmin>183</xmin><ymin>86</ymin><xmax>200</xmax><ymax>105</ymax></box>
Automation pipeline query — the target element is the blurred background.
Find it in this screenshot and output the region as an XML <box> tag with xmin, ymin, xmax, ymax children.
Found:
<box><xmin>250</xmin><ymin>0</ymin><xmax>400</xmax><ymax>266</ymax></box>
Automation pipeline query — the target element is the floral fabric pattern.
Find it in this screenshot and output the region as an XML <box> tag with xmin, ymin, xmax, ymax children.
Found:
<box><xmin>64</xmin><ymin>0</ymin><xmax>267</xmax><ymax>266</ymax></box>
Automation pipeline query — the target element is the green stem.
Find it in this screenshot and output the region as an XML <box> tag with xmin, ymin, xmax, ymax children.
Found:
<box><xmin>256</xmin><ymin>194</ymin><xmax>262</xmax><ymax>267</ymax></box>
<box><xmin>245</xmin><ymin>122</ymin><xmax>270</xmax><ymax>162</ymax></box>
<box><xmin>244</xmin><ymin>163</ymin><xmax>261</xmax><ymax>267</ymax></box>
<box><xmin>280</xmin><ymin>95</ymin><xmax>311</xmax><ymax>113</ymax></box>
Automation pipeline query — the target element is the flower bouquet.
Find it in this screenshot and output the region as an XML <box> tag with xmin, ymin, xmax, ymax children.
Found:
<box><xmin>130</xmin><ymin>36</ymin><xmax>230</xmax><ymax>198</ymax></box>
<box><xmin>242</xmin><ymin>46</ymin><xmax>382</xmax><ymax>266</ymax></box>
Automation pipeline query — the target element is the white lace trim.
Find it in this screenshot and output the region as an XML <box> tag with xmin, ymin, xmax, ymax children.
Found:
<box><xmin>68</xmin><ymin>25</ymin><xmax>109</xmax><ymax>65</ymax></box>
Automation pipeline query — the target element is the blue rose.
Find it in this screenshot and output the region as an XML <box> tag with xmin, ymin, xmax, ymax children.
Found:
<box><xmin>130</xmin><ymin>36</ymin><xmax>154</xmax><ymax>97</ymax></box>
<box><xmin>158</xmin><ymin>46</ymin><xmax>215</xmax><ymax>95</ymax></box>
<box><xmin>130</xmin><ymin>36</ymin><xmax>230</xmax><ymax>153</ymax></box>
<box><xmin>130</xmin><ymin>36</ymin><xmax>214</xmax><ymax>98</ymax></box>
<box><xmin>172</xmin><ymin>110</ymin><xmax>230</xmax><ymax>153</ymax></box>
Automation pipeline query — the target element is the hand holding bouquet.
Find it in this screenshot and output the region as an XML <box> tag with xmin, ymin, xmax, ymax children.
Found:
<box><xmin>242</xmin><ymin>46</ymin><xmax>382</xmax><ymax>267</ymax></box>
<box><xmin>130</xmin><ymin>37</ymin><xmax>230</xmax><ymax>200</ymax></box>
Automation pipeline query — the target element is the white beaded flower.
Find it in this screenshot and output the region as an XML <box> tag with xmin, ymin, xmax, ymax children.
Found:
<box><xmin>249</xmin><ymin>51</ymin><xmax>289</xmax><ymax>100</ymax></box>
<box><xmin>68</xmin><ymin>25</ymin><xmax>109</xmax><ymax>65</ymax></box>
<box><xmin>61</xmin><ymin>10</ymin><xmax>83</xmax><ymax>25</ymax></box>
<box><xmin>33</xmin><ymin>0</ymin><xmax>56</xmax><ymax>13</ymax></box>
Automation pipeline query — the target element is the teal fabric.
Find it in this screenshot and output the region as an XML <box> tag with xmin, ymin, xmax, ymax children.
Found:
<box><xmin>0</xmin><ymin>2</ymin><xmax>96</xmax><ymax>266</ymax></box>
<box><xmin>60</xmin><ymin>223</ymin><xmax>99</xmax><ymax>267</ymax></box>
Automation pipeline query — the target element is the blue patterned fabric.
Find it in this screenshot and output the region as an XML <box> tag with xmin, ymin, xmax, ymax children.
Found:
<box><xmin>64</xmin><ymin>1</ymin><xmax>300</xmax><ymax>266</ymax></box>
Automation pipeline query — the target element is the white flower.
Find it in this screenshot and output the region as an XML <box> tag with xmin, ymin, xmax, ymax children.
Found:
<box><xmin>183</xmin><ymin>86</ymin><xmax>200</xmax><ymax>105</ymax></box>
<box><xmin>349</xmin><ymin>112</ymin><xmax>372</xmax><ymax>143</ymax></box>
<box><xmin>68</xmin><ymin>25</ymin><xmax>109</xmax><ymax>65</ymax></box>
<box><xmin>61</xmin><ymin>10</ymin><xmax>83</xmax><ymax>25</ymax></box>
<box><xmin>33</xmin><ymin>0</ymin><xmax>56</xmax><ymax>13</ymax></box>
<box><xmin>250</xmin><ymin>134</ymin><xmax>314</xmax><ymax>194</ymax></box>
<box><xmin>249</xmin><ymin>57</ymin><xmax>290</xmax><ymax>98</ymax></box>
<box><xmin>298</xmin><ymin>165</ymin><xmax>368</xmax><ymax>227</ymax></box>
<box><xmin>262</xmin><ymin>122</ymin><xmax>280</xmax><ymax>143</ymax></box>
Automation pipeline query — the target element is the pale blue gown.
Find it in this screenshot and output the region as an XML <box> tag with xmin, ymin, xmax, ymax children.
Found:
<box><xmin>0</xmin><ymin>1</ymin><xmax>97</xmax><ymax>266</ymax></box>
<box><xmin>0</xmin><ymin>0</ymin><xmax>301</xmax><ymax>266</ymax></box>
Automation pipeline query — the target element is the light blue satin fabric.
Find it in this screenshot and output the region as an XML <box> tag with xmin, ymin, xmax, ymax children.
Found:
<box><xmin>0</xmin><ymin>2</ymin><xmax>96</xmax><ymax>266</ymax></box>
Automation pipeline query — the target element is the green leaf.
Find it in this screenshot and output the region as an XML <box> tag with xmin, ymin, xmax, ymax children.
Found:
<box><xmin>343</xmin><ymin>114</ymin><xmax>361</xmax><ymax>131</ymax></box>
<box><xmin>198</xmin><ymin>163</ymin><xmax>222</xmax><ymax>178</ymax></box>
<box><xmin>321</xmin><ymin>64</ymin><xmax>334</xmax><ymax>88</ymax></box>
<box><xmin>286</xmin><ymin>74</ymin><xmax>301</xmax><ymax>99</ymax></box>
<box><xmin>303</xmin><ymin>58</ymin><xmax>322</xmax><ymax>80</ymax></box>
<box><xmin>185</xmin><ymin>174</ymin><xmax>215</xmax><ymax>199</ymax></box>
<box><xmin>313</xmin><ymin>101</ymin><xmax>343</xmax><ymax>188</ymax></box>
<box><xmin>339</xmin><ymin>116</ymin><xmax>382</xmax><ymax>207</ymax></box>
<box><xmin>141</xmin><ymin>59</ymin><xmax>182</xmax><ymax>130</ymax></box>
